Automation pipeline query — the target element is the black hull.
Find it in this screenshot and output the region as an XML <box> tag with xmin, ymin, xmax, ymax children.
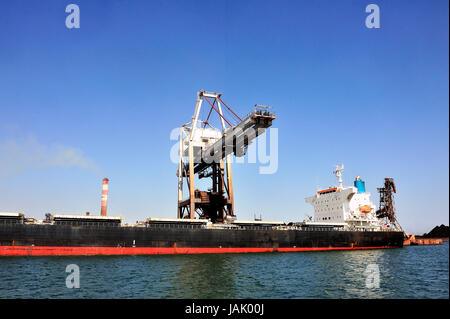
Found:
<box><xmin>0</xmin><ymin>224</ymin><xmax>404</xmax><ymax>252</ymax></box>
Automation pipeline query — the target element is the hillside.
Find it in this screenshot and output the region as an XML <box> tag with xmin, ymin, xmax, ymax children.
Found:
<box><xmin>422</xmin><ymin>224</ymin><xmax>449</xmax><ymax>238</ymax></box>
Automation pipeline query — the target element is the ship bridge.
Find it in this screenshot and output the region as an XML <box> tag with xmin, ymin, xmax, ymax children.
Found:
<box><xmin>305</xmin><ymin>164</ymin><xmax>380</xmax><ymax>229</ymax></box>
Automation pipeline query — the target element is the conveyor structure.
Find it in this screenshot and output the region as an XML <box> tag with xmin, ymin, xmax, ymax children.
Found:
<box><xmin>177</xmin><ymin>90</ymin><xmax>275</xmax><ymax>222</ymax></box>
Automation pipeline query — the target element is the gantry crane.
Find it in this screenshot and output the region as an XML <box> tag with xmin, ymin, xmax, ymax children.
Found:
<box><xmin>177</xmin><ymin>90</ymin><xmax>275</xmax><ymax>223</ymax></box>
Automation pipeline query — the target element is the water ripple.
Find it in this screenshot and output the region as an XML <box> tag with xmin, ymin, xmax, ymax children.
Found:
<box><xmin>0</xmin><ymin>243</ymin><xmax>448</xmax><ymax>299</ymax></box>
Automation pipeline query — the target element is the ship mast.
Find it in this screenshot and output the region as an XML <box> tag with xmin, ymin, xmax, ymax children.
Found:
<box><xmin>333</xmin><ymin>164</ymin><xmax>344</xmax><ymax>189</ymax></box>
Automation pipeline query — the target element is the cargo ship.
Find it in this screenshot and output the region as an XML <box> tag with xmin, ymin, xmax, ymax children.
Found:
<box><xmin>0</xmin><ymin>164</ymin><xmax>404</xmax><ymax>256</ymax></box>
<box><xmin>0</xmin><ymin>91</ymin><xmax>404</xmax><ymax>256</ymax></box>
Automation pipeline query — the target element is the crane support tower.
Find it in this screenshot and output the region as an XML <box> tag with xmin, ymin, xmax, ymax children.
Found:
<box><xmin>376</xmin><ymin>178</ymin><xmax>402</xmax><ymax>230</ymax></box>
<box><xmin>177</xmin><ymin>90</ymin><xmax>275</xmax><ymax>223</ymax></box>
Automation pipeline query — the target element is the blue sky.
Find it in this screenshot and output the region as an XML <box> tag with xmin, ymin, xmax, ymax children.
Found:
<box><xmin>0</xmin><ymin>0</ymin><xmax>448</xmax><ymax>234</ymax></box>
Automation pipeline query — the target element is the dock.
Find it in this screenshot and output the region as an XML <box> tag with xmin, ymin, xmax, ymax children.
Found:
<box><xmin>403</xmin><ymin>234</ymin><xmax>445</xmax><ymax>246</ymax></box>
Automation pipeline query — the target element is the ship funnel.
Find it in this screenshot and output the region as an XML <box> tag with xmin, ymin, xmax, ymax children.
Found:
<box><xmin>101</xmin><ymin>178</ymin><xmax>109</xmax><ymax>216</ymax></box>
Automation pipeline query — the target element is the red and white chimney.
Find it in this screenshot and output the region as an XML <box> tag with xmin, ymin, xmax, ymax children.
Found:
<box><xmin>101</xmin><ymin>178</ymin><xmax>109</xmax><ymax>216</ymax></box>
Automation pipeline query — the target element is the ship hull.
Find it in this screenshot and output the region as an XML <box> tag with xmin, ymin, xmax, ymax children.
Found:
<box><xmin>0</xmin><ymin>224</ymin><xmax>404</xmax><ymax>256</ymax></box>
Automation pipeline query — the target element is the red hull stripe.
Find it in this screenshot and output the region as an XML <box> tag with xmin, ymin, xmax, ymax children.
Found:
<box><xmin>0</xmin><ymin>246</ymin><xmax>399</xmax><ymax>256</ymax></box>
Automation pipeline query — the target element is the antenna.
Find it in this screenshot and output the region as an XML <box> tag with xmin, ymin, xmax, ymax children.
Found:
<box><xmin>333</xmin><ymin>164</ymin><xmax>344</xmax><ymax>188</ymax></box>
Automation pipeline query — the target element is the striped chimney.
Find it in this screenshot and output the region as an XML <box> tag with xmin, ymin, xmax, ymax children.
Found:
<box><xmin>100</xmin><ymin>178</ymin><xmax>109</xmax><ymax>216</ymax></box>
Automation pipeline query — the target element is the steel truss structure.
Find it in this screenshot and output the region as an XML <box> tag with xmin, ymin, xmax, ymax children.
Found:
<box><xmin>177</xmin><ymin>90</ymin><xmax>275</xmax><ymax>222</ymax></box>
<box><xmin>376</xmin><ymin>178</ymin><xmax>402</xmax><ymax>230</ymax></box>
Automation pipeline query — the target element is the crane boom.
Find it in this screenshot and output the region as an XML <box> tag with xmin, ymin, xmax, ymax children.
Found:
<box><xmin>190</xmin><ymin>108</ymin><xmax>275</xmax><ymax>174</ymax></box>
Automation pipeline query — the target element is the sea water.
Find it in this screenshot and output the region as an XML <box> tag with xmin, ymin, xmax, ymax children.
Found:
<box><xmin>0</xmin><ymin>243</ymin><xmax>448</xmax><ymax>298</ymax></box>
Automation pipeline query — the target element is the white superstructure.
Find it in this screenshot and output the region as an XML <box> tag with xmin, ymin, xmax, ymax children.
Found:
<box><xmin>305</xmin><ymin>164</ymin><xmax>381</xmax><ymax>230</ymax></box>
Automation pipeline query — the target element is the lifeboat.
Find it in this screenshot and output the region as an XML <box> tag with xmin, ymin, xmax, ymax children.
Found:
<box><xmin>359</xmin><ymin>205</ymin><xmax>371</xmax><ymax>213</ymax></box>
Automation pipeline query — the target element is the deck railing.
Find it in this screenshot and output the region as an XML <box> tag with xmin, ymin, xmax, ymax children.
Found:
<box><xmin>0</xmin><ymin>220</ymin><xmax>402</xmax><ymax>232</ymax></box>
